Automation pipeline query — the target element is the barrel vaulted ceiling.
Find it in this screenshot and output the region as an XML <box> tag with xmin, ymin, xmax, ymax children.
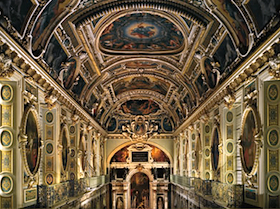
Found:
<box><xmin>0</xmin><ymin>0</ymin><xmax>279</xmax><ymax>133</ymax></box>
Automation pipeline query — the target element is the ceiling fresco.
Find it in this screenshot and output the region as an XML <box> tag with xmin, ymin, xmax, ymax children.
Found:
<box><xmin>99</xmin><ymin>13</ymin><xmax>185</xmax><ymax>54</ymax></box>
<box><xmin>113</xmin><ymin>76</ymin><xmax>170</xmax><ymax>96</ymax></box>
<box><xmin>1</xmin><ymin>0</ymin><xmax>280</xmax><ymax>134</ymax></box>
<box><xmin>120</xmin><ymin>100</ymin><xmax>160</xmax><ymax>115</ymax></box>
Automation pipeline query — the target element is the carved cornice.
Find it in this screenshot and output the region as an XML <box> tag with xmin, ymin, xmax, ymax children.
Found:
<box><xmin>0</xmin><ymin>28</ymin><xmax>107</xmax><ymax>135</ymax></box>
<box><xmin>175</xmin><ymin>29</ymin><xmax>280</xmax><ymax>135</ymax></box>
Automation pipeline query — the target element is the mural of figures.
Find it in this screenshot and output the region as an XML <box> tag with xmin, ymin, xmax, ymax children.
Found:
<box><xmin>195</xmin><ymin>134</ymin><xmax>201</xmax><ymax>172</ymax></box>
<box><xmin>194</xmin><ymin>74</ymin><xmax>208</xmax><ymax>97</ymax></box>
<box><xmin>108</xmin><ymin>117</ymin><xmax>117</xmax><ymax>132</ymax></box>
<box><xmin>130</xmin><ymin>173</ymin><xmax>149</xmax><ymax>209</ymax></box>
<box><xmin>31</xmin><ymin>0</ymin><xmax>73</xmax><ymax>55</ymax></box>
<box><xmin>201</xmin><ymin>57</ymin><xmax>220</xmax><ymax>89</ymax></box>
<box><xmin>71</xmin><ymin>74</ymin><xmax>86</xmax><ymax>96</ymax></box>
<box><xmin>99</xmin><ymin>13</ymin><xmax>184</xmax><ymax>54</ymax></box>
<box><xmin>113</xmin><ymin>76</ymin><xmax>169</xmax><ymax>96</ymax></box>
<box><xmin>0</xmin><ymin>0</ymin><xmax>33</xmax><ymax>33</ymax></box>
<box><xmin>125</xmin><ymin>61</ymin><xmax>158</xmax><ymax>69</ymax></box>
<box><xmin>162</xmin><ymin>117</ymin><xmax>173</xmax><ymax>132</ymax></box>
<box><xmin>62</xmin><ymin>129</ymin><xmax>68</xmax><ymax>171</ymax></box>
<box><xmin>211</xmin><ymin>128</ymin><xmax>219</xmax><ymax>171</ymax></box>
<box><xmin>213</xmin><ymin>35</ymin><xmax>237</xmax><ymax>75</ymax></box>
<box><xmin>80</xmin><ymin>137</ymin><xmax>86</xmax><ymax>171</ymax></box>
<box><xmin>246</xmin><ymin>0</ymin><xmax>280</xmax><ymax>33</ymax></box>
<box><xmin>241</xmin><ymin>110</ymin><xmax>256</xmax><ymax>173</ymax></box>
<box><xmin>120</xmin><ymin>100</ymin><xmax>160</xmax><ymax>115</ymax></box>
<box><xmin>116</xmin><ymin>197</ymin><xmax>124</xmax><ymax>209</ymax></box>
<box><xmin>43</xmin><ymin>35</ymin><xmax>68</xmax><ymax>76</ymax></box>
<box><xmin>25</xmin><ymin>111</ymin><xmax>39</xmax><ymax>174</ymax></box>
<box><xmin>157</xmin><ymin>197</ymin><xmax>164</xmax><ymax>209</ymax></box>
<box><xmin>151</xmin><ymin>145</ymin><xmax>170</xmax><ymax>163</ymax></box>
<box><xmin>211</xmin><ymin>0</ymin><xmax>250</xmax><ymax>54</ymax></box>
<box><xmin>58</xmin><ymin>57</ymin><xmax>80</xmax><ymax>90</ymax></box>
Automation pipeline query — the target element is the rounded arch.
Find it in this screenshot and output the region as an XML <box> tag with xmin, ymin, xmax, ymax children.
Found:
<box><xmin>126</xmin><ymin>168</ymin><xmax>154</xmax><ymax>183</ymax></box>
<box><xmin>107</xmin><ymin>141</ymin><xmax>173</xmax><ymax>168</ymax></box>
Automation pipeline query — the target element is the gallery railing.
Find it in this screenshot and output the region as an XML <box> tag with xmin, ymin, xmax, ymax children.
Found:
<box><xmin>38</xmin><ymin>175</ymin><xmax>109</xmax><ymax>208</ymax></box>
<box><xmin>170</xmin><ymin>175</ymin><xmax>243</xmax><ymax>208</ymax></box>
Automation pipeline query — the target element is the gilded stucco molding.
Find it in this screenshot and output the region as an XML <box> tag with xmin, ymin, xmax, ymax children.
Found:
<box><xmin>175</xmin><ymin>29</ymin><xmax>280</xmax><ymax>135</ymax></box>
<box><xmin>0</xmin><ymin>28</ymin><xmax>107</xmax><ymax>135</ymax></box>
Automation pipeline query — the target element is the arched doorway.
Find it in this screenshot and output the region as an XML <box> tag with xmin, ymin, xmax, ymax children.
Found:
<box><xmin>130</xmin><ymin>172</ymin><xmax>150</xmax><ymax>209</ymax></box>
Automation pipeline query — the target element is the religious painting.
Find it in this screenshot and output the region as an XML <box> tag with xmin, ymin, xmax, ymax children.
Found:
<box><xmin>116</xmin><ymin>197</ymin><xmax>124</xmax><ymax>209</ymax></box>
<box><xmin>58</xmin><ymin>57</ymin><xmax>81</xmax><ymax>90</ymax></box>
<box><xmin>43</xmin><ymin>35</ymin><xmax>67</xmax><ymax>76</ymax></box>
<box><xmin>25</xmin><ymin>110</ymin><xmax>40</xmax><ymax>175</ymax></box>
<box><xmin>151</xmin><ymin>145</ymin><xmax>170</xmax><ymax>163</ymax></box>
<box><xmin>183</xmin><ymin>93</ymin><xmax>195</xmax><ymax>113</ymax></box>
<box><xmin>211</xmin><ymin>127</ymin><xmax>220</xmax><ymax>171</ymax></box>
<box><xmin>195</xmin><ymin>134</ymin><xmax>202</xmax><ymax>171</ymax></box>
<box><xmin>111</xmin><ymin>146</ymin><xmax>129</xmax><ymax>163</ymax></box>
<box><xmin>125</xmin><ymin>61</ymin><xmax>158</xmax><ymax>69</ymax></box>
<box><xmin>240</xmin><ymin>107</ymin><xmax>261</xmax><ymax>175</ymax></box>
<box><xmin>120</xmin><ymin>100</ymin><xmax>160</xmax><ymax>115</ymax></box>
<box><xmin>130</xmin><ymin>172</ymin><xmax>149</xmax><ymax>209</ymax></box>
<box><xmin>210</xmin><ymin>0</ymin><xmax>250</xmax><ymax>54</ymax></box>
<box><xmin>162</xmin><ymin>117</ymin><xmax>173</xmax><ymax>132</ymax></box>
<box><xmin>61</xmin><ymin>127</ymin><xmax>69</xmax><ymax>171</ymax></box>
<box><xmin>31</xmin><ymin>0</ymin><xmax>76</xmax><ymax>55</ymax></box>
<box><xmin>157</xmin><ymin>197</ymin><xmax>164</xmax><ymax>209</ymax></box>
<box><xmin>0</xmin><ymin>0</ymin><xmax>34</xmax><ymax>34</ymax></box>
<box><xmin>201</xmin><ymin>57</ymin><xmax>220</xmax><ymax>89</ymax></box>
<box><xmin>134</xmin><ymin>117</ymin><xmax>146</xmax><ymax>136</ymax></box>
<box><xmin>71</xmin><ymin>74</ymin><xmax>86</xmax><ymax>97</ymax></box>
<box><xmin>99</xmin><ymin>13</ymin><xmax>184</xmax><ymax>54</ymax></box>
<box><xmin>79</xmin><ymin>136</ymin><xmax>86</xmax><ymax>171</ymax></box>
<box><xmin>213</xmin><ymin>35</ymin><xmax>237</xmax><ymax>75</ymax></box>
<box><xmin>107</xmin><ymin>117</ymin><xmax>117</xmax><ymax>132</ymax></box>
<box><xmin>246</xmin><ymin>0</ymin><xmax>280</xmax><ymax>33</ymax></box>
<box><xmin>113</xmin><ymin>76</ymin><xmax>169</xmax><ymax>96</ymax></box>
<box><xmin>194</xmin><ymin>74</ymin><xmax>208</xmax><ymax>97</ymax></box>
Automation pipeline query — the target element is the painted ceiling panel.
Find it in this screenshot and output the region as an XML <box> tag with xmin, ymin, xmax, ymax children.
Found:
<box><xmin>120</xmin><ymin>100</ymin><xmax>160</xmax><ymax>115</ymax></box>
<box><xmin>1</xmin><ymin>0</ymin><xmax>280</xmax><ymax>132</ymax></box>
<box><xmin>113</xmin><ymin>76</ymin><xmax>170</xmax><ymax>96</ymax></box>
<box><xmin>99</xmin><ymin>13</ymin><xmax>185</xmax><ymax>54</ymax></box>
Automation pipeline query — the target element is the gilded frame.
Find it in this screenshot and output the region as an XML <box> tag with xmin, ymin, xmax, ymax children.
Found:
<box><xmin>59</xmin><ymin>124</ymin><xmax>70</xmax><ymax>174</ymax></box>
<box><xmin>19</xmin><ymin>105</ymin><xmax>42</xmax><ymax>178</ymax></box>
<box><xmin>211</xmin><ymin>125</ymin><xmax>222</xmax><ymax>172</ymax></box>
<box><xmin>239</xmin><ymin>105</ymin><xmax>262</xmax><ymax>177</ymax></box>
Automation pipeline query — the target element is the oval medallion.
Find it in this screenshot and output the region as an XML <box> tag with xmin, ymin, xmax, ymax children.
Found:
<box><xmin>1</xmin><ymin>176</ymin><xmax>12</xmax><ymax>193</ymax></box>
<box><xmin>268</xmin><ymin>84</ymin><xmax>278</xmax><ymax>101</ymax></box>
<box><xmin>1</xmin><ymin>130</ymin><xmax>12</xmax><ymax>147</ymax></box>
<box><xmin>25</xmin><ymin>111</ymin><xmax>40</xmax><ymax>174</ymax></box>
<box><xmin>1</xmin><ymin>85</ymin><xmax>12</xmax><ymax>102</ymax></box>
<box><xmin>268</xmin><ymin>130</ymin><xmax>279</xmax><ymax>147</ymax></box>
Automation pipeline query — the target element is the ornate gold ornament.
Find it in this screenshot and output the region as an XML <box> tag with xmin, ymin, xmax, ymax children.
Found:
<box><xmin>59</xmin><ymin>124</ymin><xmax>71</xmax><ymax>178</ymax></box>
<box><xmin>269</xmin><ymin>53</ymin><xmax>280</xmax><ymax>79</ymax></box>
<box><xmin>122</xmin><ymin>116</ymin><xmax>158</xmax><ymax>141</ymax></box>
<box><xmin>19</xmin><ymin>105</ymin><xmax>43</xmax><ymax>188</ymax></box>
<box><xmin>44</xmin><ymin>91</ymin><xmax>57</xmax><ymax>110</ymax></box>
<box><xmin>0</xmin><ymin>53</ymin><xmax>14</xmax><ymax>78</ymax></box>
<box><xmin>224</xmin><ymin>87</ymin><xmax>236</xmax><ymax>110</ymax></box>
<box><xmin>238</xmin><ymin>105</ymin><xmax>262</xmax><ymax>185</ymax></box>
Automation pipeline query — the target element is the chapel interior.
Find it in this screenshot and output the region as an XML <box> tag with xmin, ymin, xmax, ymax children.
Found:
<box><xmin>0</xmin><ymin>0</ymin><xmax>279</xmax><ymax>209</ymax></box>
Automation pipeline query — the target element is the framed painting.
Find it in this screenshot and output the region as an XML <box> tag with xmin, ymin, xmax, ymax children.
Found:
<box><xmin>240</xmin><ymin>105</ymin><xmax>261</xmax><ymax>176</ymax></box>
<box><xmin>60</xmin><ymin>125</ymin><xmax>70</xmax><ymax>173</ymax></box>
<box><xmin>211</xmin><ymin>126</ymin><xmax>221</xmax><ymax>171</ymax></box>
<box><xmin>19</xmin><ymin>105</ymin><xmax>42</xmax><ymax>179</ymax></box>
